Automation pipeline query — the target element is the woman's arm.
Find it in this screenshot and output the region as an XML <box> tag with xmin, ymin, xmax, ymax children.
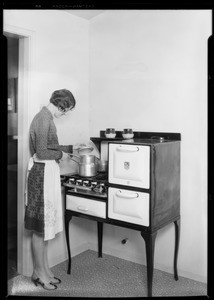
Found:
<box><xmin>48</xmin><ymin>144</ymin><xmax>73</xmax><ymax>154</ymax></box>
<box><xmin>34</xmin><ymin>118</ymin><xmax>63</xmax><ymax>160</ymax></box>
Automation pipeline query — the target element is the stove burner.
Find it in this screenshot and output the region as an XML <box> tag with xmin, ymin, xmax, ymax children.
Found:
<box><xmin>63</xmin><ymin>172</ymin><xmax>108</xmax><ymax>198</ymax></box>
<box><xmin>66</xmin><ymin>173</ymin><xmax>108</xmax><ymax>181</ymax></box>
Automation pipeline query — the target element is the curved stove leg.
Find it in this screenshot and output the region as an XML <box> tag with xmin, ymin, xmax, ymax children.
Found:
<box><xmin>174</xmin><ymin>218</ymin><xmax>180</xmax><ymax>281</ymax></box>
<box><xmin>97</xmin><ymin>221</ymin><xmax>103</xmax><ymax>257</ymax></box>
<box><xmin>141</xmin><ymin>231</ymin><xmax>157</xmax><ymax>297</ymax></box>
<box><xmin>65</xmin><ymin>212</ymin><xmax>72</xmax><ymax>274</ymax></box>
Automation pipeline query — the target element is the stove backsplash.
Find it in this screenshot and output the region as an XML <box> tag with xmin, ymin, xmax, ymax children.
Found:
<box><xmin>100</xmin><ymin>141</ymin><xmax>108</xmax><ymax>161</ymax></box>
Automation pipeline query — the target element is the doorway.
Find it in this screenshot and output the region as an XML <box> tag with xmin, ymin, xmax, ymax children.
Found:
<box><xmin>6</xmin><ymin>34</ymin><xmax>19</xmax><ymax>280</ymax></box>
<box><xmin>4</xmin><ymin>24</ymin><xmax>34</xmax><ymax>277</ymax></box>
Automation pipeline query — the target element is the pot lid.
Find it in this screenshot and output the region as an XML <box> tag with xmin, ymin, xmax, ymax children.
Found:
<box><xmin>78</xmin><ymin>146</ymin><xmax>94</xmax><ymax>155</ymax></box>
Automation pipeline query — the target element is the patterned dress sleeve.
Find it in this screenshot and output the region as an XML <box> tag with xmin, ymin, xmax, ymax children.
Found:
<box><xmin>49</xmin><ymin>144</ymin><xmax>73</xmax><ymax>154</ymax></box>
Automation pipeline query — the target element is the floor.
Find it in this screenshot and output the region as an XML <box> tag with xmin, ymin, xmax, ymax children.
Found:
<box><xmin>7</xmin><ymin>163</ymin><xmax>18</xmax><ymax>281</ymax></box>
<box><xmin>7</xmin><ymin>225</ymin><xmax>19</xmax><ymax>281</ymax></box>
<box><xmin>7</xmin><ymin>249</ymin><xmax>207</xmax><ymax>297</ymax></box>
<box><xmin>8</xmin><ymin>248</ymin><xmax>19</xmax><ymax>281</ymax></box>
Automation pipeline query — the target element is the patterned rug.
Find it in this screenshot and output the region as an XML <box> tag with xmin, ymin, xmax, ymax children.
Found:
<box><xmin>7</xmin><ymin>249</ymin><xmax>207</xmax><ymax>297</ymax></box>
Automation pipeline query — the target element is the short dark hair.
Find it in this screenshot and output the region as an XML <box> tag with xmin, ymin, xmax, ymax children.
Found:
<box><xmin>50</xmin><ymin>89</ymin><xmax>76</xmax><ymax>110</ymax></box>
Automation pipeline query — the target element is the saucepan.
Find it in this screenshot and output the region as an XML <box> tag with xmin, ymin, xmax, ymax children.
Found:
<box><xmin>97</xmin><ymin>160</ymin><xmax>108</xmax><ymax>172</ymax></box>
<box><xmin>69</xmin><ymin>146</ymin><xmax>95</xmax><ymax>177</ymax></box>
<box><xmin>68</xmin><ymin>145</ymin><xmax>108</xmax><ymax>177</ymax></box>
<box><xmin>68</xmin><ymin>145</ymin><xmax>94</xmax><ymax>176</ymax></box>
<box><xmin>69</xmin><ymin>153</ymin><xmax>99</xmax><ymax>177</ymax></box>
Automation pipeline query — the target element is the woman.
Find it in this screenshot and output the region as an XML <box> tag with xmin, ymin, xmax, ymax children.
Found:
<box><xmin>24</xmin><ymin>89</ymin><xmax>80</xmax><ymax>290</ymax></box>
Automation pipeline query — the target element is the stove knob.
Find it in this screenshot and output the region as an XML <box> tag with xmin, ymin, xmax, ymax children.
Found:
<box><xmin>91</xmin><ymin>181</ymin><xmax>97</xmax><ymax>187</ymax></box>
<box><xmin>69</xmin><ymin>178</ymin><xmax>76</xmax><ymax>184</ymax></box>
<box><xmin>76</xmin><ymin>179</ymin><xmax>83</xmax><ymax>186</ymax></box>
<box><xmin>100</xmin><ymin>183</ymin><xmax>106</xmax><ymax>192</ymax></box>
<box><xmin>83</xmin><ymin>180</ymin><xmax>90</xmax><ymax>187</ymax></box>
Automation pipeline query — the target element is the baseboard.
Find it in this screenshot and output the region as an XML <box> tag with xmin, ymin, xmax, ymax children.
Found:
<box><xmin>50</xmin><ymin>241</ymin><xmax>207</xmax><ymax>284</ymax></box>
<box><xmin>88</xmin><ymin>242</ymin><xmax>146</xmax><ymax>265</ymax></box>
<box><xmin>154</xmin><ymin>262</ymin><xmax>207</xmax><ymax>284</ymax></box>
<box><xmin>88</xmin><ymin>242</ymin><xmax>207</xmax><ymax>284</ymax></box>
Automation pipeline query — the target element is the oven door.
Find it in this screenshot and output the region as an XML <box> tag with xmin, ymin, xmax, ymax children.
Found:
<box><xmin>108</xmin><ymin>187</ymin><xmax>149</xmax><ymax>226</ymax></box>
<box><xmin>108</xmin><ymin>143</ymin><xmax>150</xmax><ymax>189</ymax></box>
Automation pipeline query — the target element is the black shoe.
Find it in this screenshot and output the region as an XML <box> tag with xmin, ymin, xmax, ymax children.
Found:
<box><xmin>32</xmin><ymin>277</ymin><xmax>57</xmax><ymax>290</ymax></box>
<box><xmin>50</xmin><ymin>276</ymin><xmax>61</xmax><ymax>284</ymax></box>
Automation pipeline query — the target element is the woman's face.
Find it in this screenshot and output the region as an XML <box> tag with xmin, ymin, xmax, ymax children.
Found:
<box><xmin>54</xmin><ymin>106</ymin><xmax>73</xmax><ymax>118</ymax></box>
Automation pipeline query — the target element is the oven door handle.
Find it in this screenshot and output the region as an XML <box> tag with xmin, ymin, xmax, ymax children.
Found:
<box><xmin>116</xmin><ymin>146</ymin><xmax>139</xmax><ymax>152</ymax></box>
<box><xmin>116</xmin><ymin>190</ymin><xmax>139</xmax><ymax>199</ymax></box>
<box><xmin>77</xmin><ymin>205</ymin><xmax>89</xmax><ymax>212</ymax></box>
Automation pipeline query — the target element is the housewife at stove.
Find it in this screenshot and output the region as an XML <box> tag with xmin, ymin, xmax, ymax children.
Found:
<box><xmin>24</xmin><ymin>89</ymin><xmax>83</xmax><ymax>290</ymax></box>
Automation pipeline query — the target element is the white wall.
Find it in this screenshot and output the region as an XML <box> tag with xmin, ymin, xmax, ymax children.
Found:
<box><xmin>89</xmin><ymin>10</ymin><xmax>211</xmax><ymax>283</ymax></box>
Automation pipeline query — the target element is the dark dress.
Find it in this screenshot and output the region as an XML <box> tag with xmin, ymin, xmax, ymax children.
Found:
<box><xmin>24</xmin><ymin>106</ymin><xmax>72</xmax><ymax>234</ymax></box>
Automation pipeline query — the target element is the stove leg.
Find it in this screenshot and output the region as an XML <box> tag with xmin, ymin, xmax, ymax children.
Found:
<box><xmin>65</xmin><ymin>212</ymin><xmax>72</xmax><ymax>274</ymax></box>
<box><xmin>141</xmin><ymin>231</ymin><xmax>157</xmax><ymax>297</ymax></box>
<box><xmin>97</xmin><ymin>221</ymin><xmax>103</xmax><ymax>258</ymax></box>
<box><xmin>174</xmin><ymin>218</ymin><xmax>180</xmax><ymax>281</ymax></box>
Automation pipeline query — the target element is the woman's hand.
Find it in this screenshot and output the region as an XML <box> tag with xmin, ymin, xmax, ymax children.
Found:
<box><xmin>73</xmin><ymin>143</ymin><xmax>87</xmax><ymax>150</ymax></box>
<box><xmin>60</xmin><ymin>151</ymin><xmax>70</xmax><ymax>160</ymax></box>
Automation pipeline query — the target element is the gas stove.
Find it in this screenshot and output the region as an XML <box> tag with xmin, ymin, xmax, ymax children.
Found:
<box><xmin>61</xmin><ymin>172</ymin><xmax>108</xmax><ymax>198</ymax></box>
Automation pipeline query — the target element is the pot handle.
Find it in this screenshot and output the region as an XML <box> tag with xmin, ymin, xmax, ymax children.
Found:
<box><xmin>70</xmin><ymin>158</ymin><xmax>79</xmax><ymax>164</ymax></box>
<box><xmin>95</xmin><ymin>156</ymin><xmax>100</xmax><ymax>162</ymax></box>
<box><xmin>68</xmin><ymin>153</ymin><xmax>80</xmax><ymax>164</ymax></box>
<box><xmin>68</xmin><ymin>153</ymin><xmax>80</xmax><ymax>159</ymax></box>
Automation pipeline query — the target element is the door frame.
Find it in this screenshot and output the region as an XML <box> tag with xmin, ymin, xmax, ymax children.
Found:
<box><xmin>4</xmin><ymin>23</ymin><xmax>35</xmax><ymax>276</ymax></box>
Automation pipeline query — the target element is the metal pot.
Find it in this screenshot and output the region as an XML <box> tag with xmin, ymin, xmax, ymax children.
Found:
<box><xmin>69</xmin><ymin>154</ymin><xmax>98</xmax><ymax>177</ymax></box>
<box><xmin>97</xmin><ymin>160</ymin><xmax>108</xmax><ymax>172</ymax></box>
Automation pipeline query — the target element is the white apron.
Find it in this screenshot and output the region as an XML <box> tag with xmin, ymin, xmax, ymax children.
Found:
<box><xmin>25</xmin><ymin>154</ymin><xmax>63</xmax><ymax>241</ymax></box>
